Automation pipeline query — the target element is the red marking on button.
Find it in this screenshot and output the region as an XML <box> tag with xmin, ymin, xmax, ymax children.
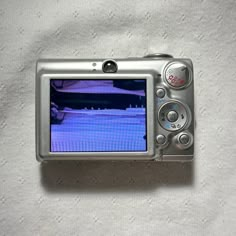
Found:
<box><xmin>168</xmin><ymin>75</ymin><xmax>183</xmax><ymax>85</ymax></box>
<box><xmin>173</xmin><ymin>76</ymin><xmax>178</xmax><ymax>83</ymax></box>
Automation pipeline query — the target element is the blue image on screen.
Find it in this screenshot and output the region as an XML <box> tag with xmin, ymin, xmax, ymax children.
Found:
<box><xmin>50</xmin><ymin>79</ymin><xmax>147</xmax><ymax>152</ymax></box>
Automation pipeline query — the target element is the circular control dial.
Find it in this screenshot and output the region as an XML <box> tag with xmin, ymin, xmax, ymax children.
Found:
<box><xmin>164</xmin><ymin>62</ymin><xmax>191</xmax><ymax>89</ymax></box>
<box><xmin>158</xmin><ymin>101</ymin><xmax>189</xmax><ymax>131</ymax></box>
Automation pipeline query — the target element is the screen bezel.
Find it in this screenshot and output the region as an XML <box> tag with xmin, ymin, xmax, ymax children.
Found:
<box><xmin>37</xmin><ymin>73</ymin><xmax>155</xmax><ymax>160</ymax></box>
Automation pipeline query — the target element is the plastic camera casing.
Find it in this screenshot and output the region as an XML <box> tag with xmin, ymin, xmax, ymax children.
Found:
<box><xmin>36</xmin><ymin>54</ymin><xmax>194</xmax><ymax>162</ymax></box>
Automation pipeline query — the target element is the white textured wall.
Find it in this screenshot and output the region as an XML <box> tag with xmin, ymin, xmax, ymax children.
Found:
<box><xmin>0</xmin><ymin>0</ymin><xmax>236</xmax><ymax>235</ymax></box>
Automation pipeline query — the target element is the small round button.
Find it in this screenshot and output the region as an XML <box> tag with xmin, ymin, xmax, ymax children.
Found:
<box><xmin>156</xmin><ymin>88</ymin><xmax>165</xmax><ymax>98</ymax></box>
<box><xmin>165</xmin><ymin>62</ymin><xmax>191</xmax><ymax>89</ymax></box>
<box><xmin>156</xmin><ymin>134</ymin><xmax>166</xmax><ymax>145</ymax></box>
<box><xmin>167</xmin><ymin>110</ymin><xmax>178</xmax><ymax>122</ymax></box>
<box><xmin>179</xmin><ymin>134</ymin><xmax>190</xmax><ymax>145</ymax></box>
<box><xmin>174</xmin><ymin>132</ymin><xmax>193</xmax><ymax>150</ymax></box>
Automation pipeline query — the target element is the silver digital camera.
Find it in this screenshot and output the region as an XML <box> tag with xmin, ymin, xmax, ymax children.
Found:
<box><xmin>36</xmin><ymin>54</ymin><xmax>194</xmax><ymax>162</ymax></box>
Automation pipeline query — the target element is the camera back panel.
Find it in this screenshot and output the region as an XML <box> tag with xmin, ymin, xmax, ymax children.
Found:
<box><xmin>36</xmin><ymin>54</ymin><xmax>194</xmax><ymax>161</ymax></box>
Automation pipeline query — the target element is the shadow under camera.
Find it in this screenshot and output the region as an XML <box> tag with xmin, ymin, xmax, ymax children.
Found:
<box><xmin>40</xmin><ymin>160</ymin><xmax>194</xmax><ymax>193</ymax></box>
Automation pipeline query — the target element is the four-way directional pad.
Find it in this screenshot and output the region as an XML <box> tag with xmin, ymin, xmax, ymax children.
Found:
<box><xmin>158</xmin><ymin>101</ymin><xmax>189</xmax><ymax>132</ymax></box>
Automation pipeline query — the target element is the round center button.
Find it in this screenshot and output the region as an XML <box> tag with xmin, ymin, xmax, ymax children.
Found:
<box><xmin>164</xmin><ymin>62</ymin><xmax>191</xmax><ymax>89</ymax></box>
<box><xmin>167</xmin><ymin>110</ymin><xmax>178</xmax><ymax>122</ymax></box>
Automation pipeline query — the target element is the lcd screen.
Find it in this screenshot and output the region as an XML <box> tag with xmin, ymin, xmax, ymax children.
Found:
<box><xmin>50</xmin><ymin>79</ymin><xmax>147</xmax><ymax>152</ymax></box>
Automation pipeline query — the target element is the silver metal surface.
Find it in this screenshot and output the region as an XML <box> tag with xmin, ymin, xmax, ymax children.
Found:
<box><xmin>173</xmin><ymin>131</ymin><xmax>194</xmax><ymax>150</ymax></box>
<box><xmin>167</xmin><ymin>110</ymin><xmax>178</xmax><ymax>122</ymax></box>
<box><xmin>144</xmin><ymin>53</ymin><xmax>173</xmax><ymax>58</ymax></box>
<box><xmin>164</xmin><ymin>62</ymin><xmax>192</xmax><ymax>89</ymax></box>
<box><xmin>158</xmin><ymin>100</ymin><xmax>190</xmax><ymax>132</ymax></box>
<box><xmin>156</xmin><ymin>134</ymin><xmax>166</xmax><ymax>145</ymax></box>
<box><xmin>179</xmin><ymin>134</ymin><xmax>190</xmax><ymax>145</ymax></box>
<box><xmin>36</xmin><ymin>56</ymin><xmax>194</xmax><ymax>162</ymax></box>
<box><xmin>156</xmin><ymin>88</ymin><xmax>165</xmax><ymax>98</ymax></box>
